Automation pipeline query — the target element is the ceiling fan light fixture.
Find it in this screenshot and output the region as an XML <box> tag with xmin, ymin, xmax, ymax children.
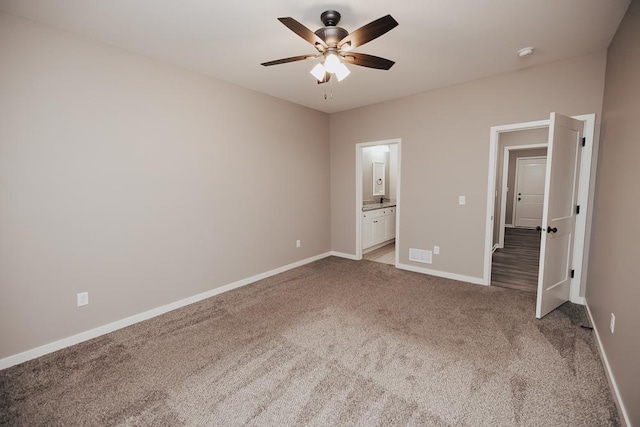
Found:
<box><xmin>262</xmin><ymin>11</ymin><xmax>398</xmax><ymax>86</ymax></box>
<box><xmin>335</xmin><ymin>62</ymin><xmax>351</xmax><ymax>81</ymax></box>
<box><xmin>310</xmin><ymin>63</ymin><xmax>326</xmax><ymax>81</ymax></box>
<box><xmin>324</xmin><ymin>53</ymin><xmax>341</xmax><ymax>74</ymax></box>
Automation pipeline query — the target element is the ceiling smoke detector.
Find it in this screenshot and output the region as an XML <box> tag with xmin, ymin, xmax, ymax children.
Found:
<box><xmin>517</xmin><ymin>47</ymin><xmax>535</xmax><ymax>58</ymax></box>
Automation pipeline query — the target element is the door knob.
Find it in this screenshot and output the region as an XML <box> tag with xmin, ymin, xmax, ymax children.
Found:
<box><xmin>547</xmin><ymin>226</ymin><xmax>558</xmax><ymax>233</ymax></box>
<box><xmin>518</xmin><ymin>197</ymin><xmax>521</xmax><ymax>201</ymax></box>
<box><xmin>536</xmin><ymin>226</ymin><xmax>542</xmax><ymax>232</ymax></box>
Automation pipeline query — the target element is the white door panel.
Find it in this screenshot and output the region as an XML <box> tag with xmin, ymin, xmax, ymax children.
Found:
<box><xmin>536</xmin><ymin>113</ymin><xmax>582</xmax><ymax>319</ymax></box>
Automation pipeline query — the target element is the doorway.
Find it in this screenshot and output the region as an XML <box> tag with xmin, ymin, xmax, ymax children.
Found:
<box><xmin>491</xmin><ymin>137</ymin><xmax>548</xmax><ymax>294</ymax></box>
<box><xmin>355</xmin><ymin>139</ymin><xmax>402</xmax><ymax>264</ymax></box>
<box><xmin>484</xmin><ymin>114</ymin><xmax>596</xmax><ymax>315</ymax></box>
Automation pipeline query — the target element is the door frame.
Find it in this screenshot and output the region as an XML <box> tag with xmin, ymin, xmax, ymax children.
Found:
<box><xmin>484</xmin><ymin>114</ymin><xmax>596</xmax><ymax>304</ymax></box>
<box><xmin>512</xmin><ymin>155</ymin><xmax>547</xmax><ymax>229</ymax></box>
<box><xmin>355</xmin><ymin>138</ymin><xmax>402</xmax><ymax>263</ymax></box>
<box><xmin>497</xmin><ymin>145</ymin><xmax>547</xmax><ymax>249</ymax></box>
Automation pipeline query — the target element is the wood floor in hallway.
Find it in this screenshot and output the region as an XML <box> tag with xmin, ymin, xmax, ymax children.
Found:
<box><xmin>491</xmin><ymin>228</ymin><xmax>541</xmax><ymax>294</ymax></box>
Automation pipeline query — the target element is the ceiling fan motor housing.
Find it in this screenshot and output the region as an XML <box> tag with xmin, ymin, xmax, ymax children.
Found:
<box><xmin>315</xmin><ymin>27</ymin><xmax>348</xmax><ymax>46</ymax></box>
<box><xmin>316</xmin><ymin>11</ymin><xmax>348</xmax><ymax>46</ymax></box>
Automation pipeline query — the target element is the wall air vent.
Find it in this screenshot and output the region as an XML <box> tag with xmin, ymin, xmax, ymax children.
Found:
<box><xmin>409</xmin><ymin>248</ymin><xmax>432</xmax><ymax>264</ymax></box>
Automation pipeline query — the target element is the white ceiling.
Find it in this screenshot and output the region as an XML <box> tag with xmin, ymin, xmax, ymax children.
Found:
<box><xmin>0</xmin><ymin>0</ymin><xmax>631</xmax><ymax>113</ymax></box>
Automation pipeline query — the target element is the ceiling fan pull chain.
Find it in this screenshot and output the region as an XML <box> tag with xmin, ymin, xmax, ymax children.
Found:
<box><xmin>323</xmin><ymin>83</ymin><xmax>333</xmax><ymax>100</ymax></box>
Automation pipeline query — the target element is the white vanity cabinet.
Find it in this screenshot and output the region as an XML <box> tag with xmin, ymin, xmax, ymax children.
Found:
<box><xmin>362</xmin><ymin>207</ymin><xmax>395</xmax><ymax>250</ymax></box>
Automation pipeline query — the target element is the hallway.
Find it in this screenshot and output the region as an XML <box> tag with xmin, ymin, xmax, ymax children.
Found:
<box><xmin>491</xmin><ymin>228</ymin><xmax>541</xmax><ymax>294</ymax></box>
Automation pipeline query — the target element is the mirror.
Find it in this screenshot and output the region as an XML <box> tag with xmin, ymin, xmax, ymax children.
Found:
<box><xmin>373</xmin><ymin>161</ymin><xmax>385</xmax><ymax>196</ymax></box>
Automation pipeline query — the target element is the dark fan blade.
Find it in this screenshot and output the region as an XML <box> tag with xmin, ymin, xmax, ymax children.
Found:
<box><xmin>341</xmin><ymin>52</ymin><xmax>395</xmax><ymax>70</ymax></box>
<box><xmin>278</xmin><ymin>17</ymin><xmax>328</xmax><ymax>51</ymax></box>
<box><xmin>338</xmin><ymin>15</ymin><xmax>398</xmax><ymax>50</ymax></box>
<box><xmin>317</xmin><ymin>72</ymin><xmax>331</xmax><ymax>84</ymax></box>
<box><xmin>261</xmin><ymin>54</ymin><xmax>317</xmax><ymax>66</ymax></box>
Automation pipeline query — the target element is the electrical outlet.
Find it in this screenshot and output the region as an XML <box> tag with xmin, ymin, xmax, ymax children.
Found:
<box><xmin>434</xmin><ymin>246</ymin><xmax>440</xmax><ymax>255</ymax></box>
<box><xmin>610</xmin><ymin>313</ymin><xmax>615</xmax><ymax>334</ymax></box>
<box><xmin>458</xmin><ymin>196</ymin><xmax>466</xmax><ymax>205</ymax></box>
<box><xmin>77</xmin><ymin>292</ymin><xmax>89</xmax><ymax>307</ymax></box>
<box><xmin>296</xmin><ymin>239</ymin><xmax>301</xmax><ymax>248</ymax></box>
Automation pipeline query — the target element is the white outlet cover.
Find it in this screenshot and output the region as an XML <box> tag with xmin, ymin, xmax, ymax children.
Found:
<box><xmin>77</xmin><ymin>292</ymin><xmax>89</xmax><ymax>307</ymax></box>
<box><xmin>296</xmin><ymin>240</ymin><xmax>301</xmax><ymax>248</ymax></box>
<box><xmin>458</xmin><ymin>196</ymin><xmax>466</xmax><ymax>205</ymax></box>
<box><xmin>434</xmin><ymin>246</ymin><xmax>440</xmax><ymax>255</ymax></box>
<box><xmin>610</xmin><ymin>313</ymin><xmax>615</xmax><ymax>334</ymax></box>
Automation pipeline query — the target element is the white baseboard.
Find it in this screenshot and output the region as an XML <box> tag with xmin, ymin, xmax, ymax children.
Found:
<box><xmin>396</xmin><ymin>263</ymin><xmax>487</xmax><ymax>286</ymax></box>
<box><xmin>585</xmin><ymin>302</ymin><xmax>630</xmax><ymax>427</ymax></box>
<box><xmin>571</xmin><ymin>295</ymin><xmax>586</xmax><ymax>305</ymax></box>
<box><xmin>0</xmin><ymin>251</ymin><xmax>332</xmax><ymax>371</ymax></box>
<box><xmin>329</xmin><ymin>251</ymin><xmax>359</xmax><ymax>260</ymax></box>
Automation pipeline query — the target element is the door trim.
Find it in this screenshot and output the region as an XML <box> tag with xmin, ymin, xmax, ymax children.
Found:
<box><xmin>355</xmin><ymin>139</ymin><xmax>402</xmax><ymax>263</ymax></box>
<box><xmin>485</xmin><ymin>114</ymin><xmax>596</xmax><ymax>304</ymax></box>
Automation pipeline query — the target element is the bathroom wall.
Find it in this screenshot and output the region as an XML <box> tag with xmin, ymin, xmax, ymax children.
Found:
<box><xmin>362</xmin><ymin>146</ymin><xmax>390</xmax><ymax>202</ymax></box>
<box><xmin>389</xmin><ymin>144</ymin><xmax>398</xmax><ymax>201</ymax></box>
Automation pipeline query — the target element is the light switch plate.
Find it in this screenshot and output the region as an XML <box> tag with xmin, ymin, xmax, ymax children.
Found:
<box><xmin>458</xmin><ymin>196</ymin><xmax>466</xmax><ymax>205</ymax></box>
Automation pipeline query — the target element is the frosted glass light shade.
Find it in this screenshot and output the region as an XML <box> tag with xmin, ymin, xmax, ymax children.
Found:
<box><xmin>324</xmin><ymin>53</ymin><xmax>340</xmax><ymax>73</ymax></box>
<box><xmin>310</xmin><ymin>63</ymin><xmax>326</xmax><ymax>81</ymax></box>
<box><xmin>335</xmin><ymin>62</ymin><xmax>351</xmax><ymax>81</ymax></box>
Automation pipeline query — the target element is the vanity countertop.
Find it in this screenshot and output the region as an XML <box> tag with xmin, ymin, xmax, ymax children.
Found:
<box><xmin>362</xmin><ymin>202</ymin><xmax>396</xmax><ymax>212</ymax></box>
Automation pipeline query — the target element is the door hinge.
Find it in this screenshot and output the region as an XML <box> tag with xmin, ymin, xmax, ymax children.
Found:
<box><xmin>581</xmin><ymin>137</ymin><xmax>586</xmax><ymax>147</ymax></box>
<box><xmin>576</xmin><ymin>205</ymin><xmax>580</xmax><ymax>214</ymax></box>
<box><xmin>571</xmin><ymin>269</ymin><xmax>575</xmax><ymax>278</ymax></box>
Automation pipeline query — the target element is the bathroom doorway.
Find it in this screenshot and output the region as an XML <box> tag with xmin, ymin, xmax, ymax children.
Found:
<box><xmin>355</xmin><ymin>139</ymin><xmax>402</xmax><ymax>265</ymax></box>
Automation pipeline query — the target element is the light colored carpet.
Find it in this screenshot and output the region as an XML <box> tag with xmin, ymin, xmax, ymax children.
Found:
<box><xmin>0</xmin><ymin>257</ymin><xmax>619</xmax><ymax>426</ymax></box>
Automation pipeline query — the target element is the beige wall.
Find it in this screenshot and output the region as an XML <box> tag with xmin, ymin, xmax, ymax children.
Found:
<box><xmin>0</xmin><ymin>14</ymin><xmax>330</xmax><ymax>359</ymax></box>
<box><xmin>331</xmin><ymin>51</ymin><xmax>607</xmax><ymax>279</ymax></box>
<box><xmin>587</xmin><ymin>1</ymin><xmax>640</xmax><ymax>423</ymax></box>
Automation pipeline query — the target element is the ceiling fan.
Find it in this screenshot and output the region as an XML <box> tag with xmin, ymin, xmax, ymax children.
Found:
<box><xmin>261</xmin><ymin>10</ymin><xmax>398</xmax><ymax>84</ymax></box>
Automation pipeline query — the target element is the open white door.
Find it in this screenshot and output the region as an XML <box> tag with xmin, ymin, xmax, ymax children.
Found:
<box><xmin>536</xmin><ymin>113</ymin><xmax>583</xmax><ymax>319</ymax></box>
